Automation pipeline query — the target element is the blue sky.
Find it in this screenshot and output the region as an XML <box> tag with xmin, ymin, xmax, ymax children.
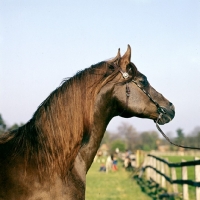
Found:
<box><xmin>0</xmin><ymin>1</ymin><xmax>200</xmax><ymax>136</ymax></box>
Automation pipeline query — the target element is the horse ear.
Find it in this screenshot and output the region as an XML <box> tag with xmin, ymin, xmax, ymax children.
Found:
<box><xmin>107</xmin><ymin>48</ymin><xmax>121</xmax><ymax>64</ymax></box>
<box><xmin>120</xmin><ymin>45</ymin><xmax>131</xmax><ymax>68</ymax></box>
<box><xmin>116</xmin><ymin>48</ymin><xmax>121</xmax><ymax>58</ymax></box>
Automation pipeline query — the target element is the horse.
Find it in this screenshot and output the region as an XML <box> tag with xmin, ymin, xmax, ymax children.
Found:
<box><xmin>0</xmin><ymin>45</ymin><xmax>175</xmax><ymax>200</ymax></box>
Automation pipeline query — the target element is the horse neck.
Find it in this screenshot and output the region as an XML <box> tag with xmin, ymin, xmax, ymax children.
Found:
<box><xmin>79</xmin><ymin>85</ymin><xmax>115</xmax><ymax>171</ymax></box>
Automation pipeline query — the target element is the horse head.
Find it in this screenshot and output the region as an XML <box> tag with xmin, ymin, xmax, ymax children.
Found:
<box><xmin>107</xmin><ymin>45</ymin><xmax>175</xmax><ymax>125</ymax></box>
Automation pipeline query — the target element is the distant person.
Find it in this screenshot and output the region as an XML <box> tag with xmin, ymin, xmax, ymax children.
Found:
<box><xmin>106</xmin><ymin>155</ymin><xmax>113</xmax><ymax>173</ymax></box>
<box><xmin>112</xmin><ymin>156</ymin><xmax>118</xmax><ymax>171</ymax></box>
<box><xmin>99</xmin><ymin>163</ymin><xmax>106</xmax><ymax>172</ymax></box>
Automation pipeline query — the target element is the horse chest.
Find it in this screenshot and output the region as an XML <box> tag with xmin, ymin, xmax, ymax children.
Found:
<box><xmin>0</xmin><ymin>155</ymin><xmax>86</xmax><ymax>200</ymax></box>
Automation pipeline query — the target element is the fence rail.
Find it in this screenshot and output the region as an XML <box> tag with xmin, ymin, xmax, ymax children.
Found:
<box><xmin>151</xmin><ymin>150</ymin><xmax>200</xmax><ymax>157</ymax></box>
<box><xmin>137</xmin><ymin>152</ymin><xmax>200</xmax><ymax>200</ymax></box>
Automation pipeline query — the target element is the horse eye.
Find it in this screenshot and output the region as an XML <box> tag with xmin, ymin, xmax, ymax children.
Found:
<box><xmin>139</xmin><ymin>77</ymin><xmax>148</xmax><ymax>86</ymax></box>
<box><xmin>126</xmin><ymin>63</ymin><xmax>137</xmax><ymax>77</ymax></box>
<box><xmin>139</xmin><ymin>80</ymin><xmax>145</xmax><ymax>85</ymax></box>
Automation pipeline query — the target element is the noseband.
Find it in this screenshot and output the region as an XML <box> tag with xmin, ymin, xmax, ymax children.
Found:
<box><xmin>119</xmin><ymin>68</ymin><xmax>200</xmax><ymax>150</ymax></box>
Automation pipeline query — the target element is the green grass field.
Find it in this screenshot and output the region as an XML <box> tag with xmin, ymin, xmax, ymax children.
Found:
<box><xmin>162</xmin><ymin>155</ymin><xmax>196</xmax><ymax>200</ymax></box>
<box><xmin>85</xmin><ymin>155</ymin><xmax>198</xmax><ymax>199</ymax></box>
<box><xmin>86</xmin><ymin>161</ymin><xmax>150</xmax><ymax>200</ymax></box>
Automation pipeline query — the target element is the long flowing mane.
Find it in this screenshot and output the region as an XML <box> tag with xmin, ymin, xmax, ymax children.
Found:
<box><xmin>0</xmin><ymin>61</ymin><xmax>120</xmax><ymax>180</ymax></box>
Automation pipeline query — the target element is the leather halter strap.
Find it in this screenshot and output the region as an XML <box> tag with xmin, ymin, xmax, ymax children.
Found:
<box><xmin>119</xmin><ymin>68</ymin><xmax>200</xmax><ymax>150</ymax></box>
<box><xmin>119</xmin><ymin>68</ymin><xmax>166</xmax><ymax>116</ymax></box>
<box><xmin>117</xmin><ymin>69</ymin><xmax>130</xmax><ymax>116</ymax></box>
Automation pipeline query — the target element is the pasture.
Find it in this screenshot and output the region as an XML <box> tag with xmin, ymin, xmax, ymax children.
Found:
<box><xmin>86</xmin><ymin>161</ymin><xmax>150</xmax><ymax>200</ymax></box>
<box><xmin>162</xmin><ymin>155</ymin><xmax>196</xmax><ymax>200</ymax></box>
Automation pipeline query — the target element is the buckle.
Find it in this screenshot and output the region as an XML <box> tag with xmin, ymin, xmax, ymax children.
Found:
<box><xmin>122</xmin><ymin>72</ymin><xmax>129</xmax><ymax>79</ymax></box>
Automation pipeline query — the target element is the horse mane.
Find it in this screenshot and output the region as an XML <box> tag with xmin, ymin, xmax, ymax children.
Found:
<box><xmin>0</xmin><ymin>61</ymin><xmax>120</xmax><ymax>180</ymax></box>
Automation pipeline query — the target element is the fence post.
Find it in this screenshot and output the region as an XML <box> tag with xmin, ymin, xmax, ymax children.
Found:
<box><xmin>195</xmin><ymin>157</ymin><xmax>200</xmax><ymax>200</ymax></box>
<box><xmin>182</xmin><ymin>159</ymin><xmax>189</xmax><ymax>200</ymax></box>
<box><xmin>150</xmin><ymin>156</ymin><xmax>154</xmax><ymax>180</ymax></box>
<box><xmin>156</xmin><ymin>160</ymin><xmax>161</xmax><ymax>184</ymax></box>
<box><xmin>161</xmin><ymin>161</ymin><xmax>166</xmax><ymax>188</ymax></box>
<box><xmin>136</xmin><ymin>150</ymin><xmax>140</xmax><ymax>167</ymax></box>
<box><xmin>171</xmin><ymin>167</ymin><xmax>178</xmax><ymax>193</ymax></box>
<box><xmin>139</xmin><ymin>155</ymin><xmax>147</xmax><ymax>178</ymax></box>
<box><xmin>153</xmin><ymin>157</ymin><xmax>157</xmax><ymax>181</ymax></box>
<box><xmin>145</xmin><ymin>156</ymin><xmax>150</xmax><ymax>180</ymax></box>
<box><xmin>164</xmin><ymin>158</ymin><xmax>172</xmax><ymax>193</ymax></box>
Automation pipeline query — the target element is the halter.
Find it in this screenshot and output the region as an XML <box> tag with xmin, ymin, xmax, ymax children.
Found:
<box><xmin>119</xmin><ymin>68</ymin><xmax>200</xmax><ymax>150</ymax></box>
<box><xmin>119</xmin><ymin>69</ymin><xmax>166</xmax><ymax>116</ymax></box>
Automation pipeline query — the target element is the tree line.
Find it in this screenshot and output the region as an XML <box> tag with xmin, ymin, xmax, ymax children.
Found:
<box><xmin>1</xmin><ymin>113</ymin><xmax>200</xmax><ymax>152</ymax></box>
<box><xmin>0</xmin><ymin>114</ymin><xmax>24</xmax><ymax>134</ymax></box>
<box><xmin>101</xmin><ymin>123</ymin><xmax>200</xmax><ymax>153</ymax></box>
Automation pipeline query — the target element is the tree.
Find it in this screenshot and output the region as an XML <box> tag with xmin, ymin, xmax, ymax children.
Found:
<box><xmin>188</xmin><ymin>127</ymin><xmax>200</xmax><ymax>148</ymax></box>
<box><xmin>175</xmin><ymin>128</ymin><xmax>185</xmax><ymax>145</ymax></box>
<box><xmin>110</xmin><ymin>140</ymin><xmax>126</xmax><ymax>152</ymax></box>
<box><xmin>0</xmin><ymin>113</ymin><xmax>24</xmax><ymax>133</ymax></box>
<box><xmin>117</xmin><ymin>122</ymin><xmax>139</xmax><ymax>151</ymax></box>
<box><xmin>0</xmin><ymin>114</ymin><xmax>7</xmax><ymax>133</ymax></box>
<box><xmin>101</xmin><ymin>131</ymin><xmax>110</xmax><ymax>144</ymax></box>
<box><xmin>139</xmin><ymin>131</ymin><xmax>158</xmax><ymax>151</ymax></box>
<box><xmin>7</xmin><ymin>123</ymin><xmax>21</xmax><ymax>132</ymax></box>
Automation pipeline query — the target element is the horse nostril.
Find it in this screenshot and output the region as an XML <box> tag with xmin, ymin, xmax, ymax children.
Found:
<box><xmin>169</xmin><ymin>102</ymin><xmax>175</xmax><ymax>109</ymax></box>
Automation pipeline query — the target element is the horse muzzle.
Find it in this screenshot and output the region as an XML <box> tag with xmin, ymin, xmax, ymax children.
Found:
<box><xmin>156</xmin><ymin>105</ymin><xmax>175</xmax><ymax>125</ymax></box>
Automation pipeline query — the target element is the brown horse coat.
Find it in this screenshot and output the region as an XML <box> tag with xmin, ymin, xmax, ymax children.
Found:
<box><xmin>0</xmin><ymin>45</ymin><xmax>175</xmax><ymax>199</ymax></box>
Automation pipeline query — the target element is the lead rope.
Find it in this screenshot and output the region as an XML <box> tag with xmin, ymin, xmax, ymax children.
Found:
<box><xmin>133</xmin><ymin>77</ymin><xmax>200</xmax><ymax>150</ymax></box>
<box><xmin>131</xmin><ymin>73</ymin><xmax>200</xmax><ymax>150</ymax></box>
<box><xmin>156</xmin><ymin>114</ymin><xmax>200</xmax><ymax>150</ymax></box>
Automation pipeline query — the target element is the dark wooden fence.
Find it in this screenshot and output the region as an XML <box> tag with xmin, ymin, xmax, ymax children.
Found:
<box><xmin>137</xmin><ymin>153</ymin><xmax>200</xmax><ymax>200</ymax></box>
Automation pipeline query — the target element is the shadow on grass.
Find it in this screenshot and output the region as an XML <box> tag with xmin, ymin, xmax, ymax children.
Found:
<box><xmin>133</xmin><ymin>175</ymin><xmax>181</xmax><ymax>200</ymax></box>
